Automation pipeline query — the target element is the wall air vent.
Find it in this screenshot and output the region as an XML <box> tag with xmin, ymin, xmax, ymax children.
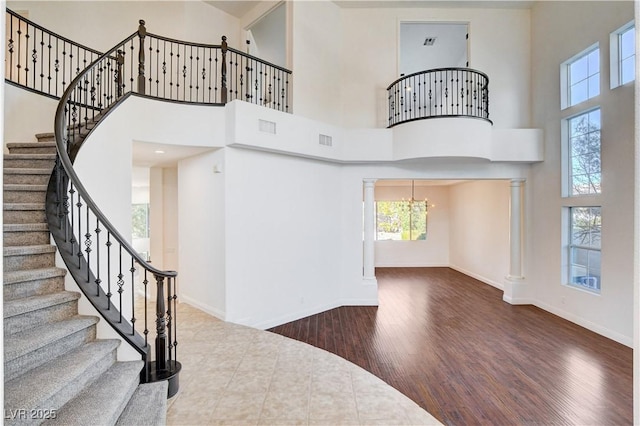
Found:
<box><xmin>319</xmin><ymin>134</ymin><xmax>333</xmax><ymax>147</ymax></box>
<box><xmin>423</xmin><ymin>37</ymin><xmax>437</xmax><ymax>46</ymax></box>
<box><xmin>258</xmin><ymin>119</ymin><xmax>276</xmax><ymax>134</ymax></box>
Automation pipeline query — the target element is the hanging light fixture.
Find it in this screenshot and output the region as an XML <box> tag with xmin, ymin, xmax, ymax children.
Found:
<box><xmin>401</xmin><ymin>180</ymin><xmax>435</xmax><ymax>240</ymax></box>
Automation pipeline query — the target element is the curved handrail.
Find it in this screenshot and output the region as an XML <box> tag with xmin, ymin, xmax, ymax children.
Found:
<box><xmin>6</xmin><ymin>8</ymin><xmax>102</xmax><ymax>98</ymax></box>
<box><xmin>47</xmin><ymin>30</ymin><xmax>180</xmax><ymax>391</ymax></box>
<box><xmin>141</xmin><ymin>31</ymin><xmax>291</xmax><ymax>110</ymax></box>
<box><xmin>387</xmin><ymin>67</ymin><xmax>491</xmax><ymax>127</ymax></box>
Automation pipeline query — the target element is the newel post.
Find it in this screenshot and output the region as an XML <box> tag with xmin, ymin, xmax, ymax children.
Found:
<box><xmin>221</xmin><ymin>35</ymin><xmax>228</xmax><ymax>104</ymax></box>
<box><xmin>115</xmin><ymin>50</ymin><xmax>124</xmax><ymax>98</ymax></box>
<box><xmin>154</xmin><ymin>274</ymin><xmax>167</xmax><ymax>372</ymax></box>
<box><xmin>137</xmin><ymin>19</ymin><xmax>146</xmax><ymax>95</ymax></box>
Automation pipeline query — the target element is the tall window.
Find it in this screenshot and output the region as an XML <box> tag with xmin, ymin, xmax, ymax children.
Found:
<box><xmin>561</xmin><ymin>45</ymin><xmax>600</xmax><ymax>108</ymax></box>
<box><xmin>568</xmin><ymin>207</ymin><xmax>601</xmax><ymax>292</ymax></box>
<box><xmin>132</xmin><ymin>203</ymin><xmax>150</xmax><ymax>238</ymax></box>
<box><xmin>610</xmin><ymin>22</ymin><xmax>635</xmax><ymax>88</ymax></box>
<box><xmin>567</xmin><ymin>109</ymin><xmax>601</xmax><ymax>196</ymax></box>
<box><xmin>375</xmin><ymin>201</ymin><xmax>428</xmax><ymax>241</ymax></box>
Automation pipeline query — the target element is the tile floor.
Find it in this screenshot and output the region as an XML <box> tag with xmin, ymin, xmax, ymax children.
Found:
<box><xmin>165</xmin><ymin>303</ymin><xmax>441</xmax><ymax>425</ymax></box>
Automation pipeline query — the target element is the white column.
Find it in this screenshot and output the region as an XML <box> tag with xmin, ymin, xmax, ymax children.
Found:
<box><xmin>509</xmin><ymin>179</ymin><xmax>524</xmax><ymax>279</ymax></box>
<box><xmin>363</xmin><ymin>179</ymin><xmax>376</xmax><ymax>279</ymax></box>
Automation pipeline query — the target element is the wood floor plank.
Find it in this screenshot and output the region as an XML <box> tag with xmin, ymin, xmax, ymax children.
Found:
<box><xmin>268</xmin><ymin>267</ymin><xmax>633</xmax><ymax>425</ymax></box>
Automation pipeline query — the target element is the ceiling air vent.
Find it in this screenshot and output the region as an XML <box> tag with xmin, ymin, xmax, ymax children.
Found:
<box><xmin>423</xmin><ymin>37</ymin><xmax>437</xmax><ymax>46</ymax></box>
<box><xmin>258</xmin><ymin>119</ymin><xmax>276</xmax><ymax>134</ymax></box>
<box><xmin>319</xmin><ymin>134</ymin><xmax>333</xmax><ymax>147</ymax></box>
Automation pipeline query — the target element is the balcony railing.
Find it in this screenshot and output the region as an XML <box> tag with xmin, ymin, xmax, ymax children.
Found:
<box><xmin>387</xmin><ymin>68</ymin><xmax>490</xmax><ymax>127</ymax></box>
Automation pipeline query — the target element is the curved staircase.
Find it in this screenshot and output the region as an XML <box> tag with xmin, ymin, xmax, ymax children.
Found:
<box><xmin>3</xmin><ymin>133</ymin><xmax>167</xmax><ymax>425</ymax></box>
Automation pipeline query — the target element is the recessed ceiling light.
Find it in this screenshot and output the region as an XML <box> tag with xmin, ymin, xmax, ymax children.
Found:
<box><xmin>154</xmin><ymin>150</ymin><xmax>165</xmax><ymax>154</ymax></box>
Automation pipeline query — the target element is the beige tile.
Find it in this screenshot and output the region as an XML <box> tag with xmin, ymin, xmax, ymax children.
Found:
<box><xmin>226</xmin><ymin>369</ymin><xmax>273</xmax><ymax>393</ymax></box>
<box><xmin>260</xmin><ymin>389</ymin><xmax>310</xmax><ymax>420</ymax></box>
<box><xmin>211</xmin><ymin>391</ymin><xmax>267</xmax><ymax>421</ymax></box>
<box><xmin>161</xmin><ymin>301</ymin><xmax>441</xmax><ymax>426</ymax></box>
<box><xmin>308</xmin><ymin>392</ymin><xmax>358</xmax><ymax>421</ymax></box>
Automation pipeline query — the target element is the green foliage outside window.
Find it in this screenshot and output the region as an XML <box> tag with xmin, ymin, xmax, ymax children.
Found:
<box><xmin>376</xmin><ymin>201</ymin><xmax>427</xmax><ymax>241</ymax></box>
<box><xmin>132</xmin><ymin>203</ymin><xmax>150</xmax><ymax>239</ymax></box>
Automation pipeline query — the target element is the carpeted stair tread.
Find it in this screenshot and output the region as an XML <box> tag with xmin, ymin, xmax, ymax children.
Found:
<box><xmin>3</xmin><ymin>291</ymin><xmax>80</xmax><ymax>319</ymax></box>
<box><xmin>7</xmin><ymin>142</ymin><xmax>56</xmax><ymax>148</ymax></box>
<box><xmin>4</xmin><ymin>315</ymin><xmax>99</xmax><ymax>362</ymax></box>
<box><xmin>4</xmin><ymin>168</ymin><xmax>52</xmax><ymax>175</ymax></box>
<box><xmin>47</xmin><ymin>361</ymin><xmax>143</xmax><ymax>426</ymax></box>
<box><xmin>4</xmin><ymin>184</ymin><xmax>48</xmax><ymax>191</ymax></box>
<box><xmin>4</xmin><ymin>153</ymin><xmax>56</xmax><ymax>159</ymax></box>
<box><xmin>116</xmin><ymin>382</ymin><xmax>168</xmax><ymax>426</ymax></box>
<box><xmin>35</xmin><ymin>132</ymin><xmax>55</xmax><ymax>140</ymax></box>
<box><xmin>4</xmin><ymin>223</ymin><xmax>49</xmax><ymax>232</ymax></box>
<box><xmin>3</xmin><ymin>203</ymin><xmax>46</xmax><ymax>210</ymax></box>
<box><xmin>4</xmin><ymin>339</ymin><xmax>120</xmax><ymax>415</ymax></box>
<box><xmin>4</xmin><ymin>267</ymin><xmax>66</xmax><ymax>285</ymax></box>
<box><xmin>4</xmin><ymin>245</ymin><xmax>56</xmax><ymax>256</ymax></box>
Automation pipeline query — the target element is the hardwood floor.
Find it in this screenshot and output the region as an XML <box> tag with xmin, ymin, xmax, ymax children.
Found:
<box><xmin>268</xmin><ymin>267</ymin><xmax>633</xmax><ymax>425</ymax></box>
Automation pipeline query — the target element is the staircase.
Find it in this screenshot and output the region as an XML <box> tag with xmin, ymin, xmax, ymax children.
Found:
<box><xmin>3</xmin><ymin>134</ymin><xmax>167</xmax><ymax>425</ymax></box>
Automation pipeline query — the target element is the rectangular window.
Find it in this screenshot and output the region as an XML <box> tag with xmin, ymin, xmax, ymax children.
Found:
<box><xmin>561</xmin><ymin>45</ymin><xmax>600</xmax><ymax>108</ymax></box>
<box><xmin>610</xmin><ymin>22</ymin><xmax>635</xmax><ymax>88</ymax></box>
<box><xmin>568</xmin><ymin>109</ymin><xmax>601</xmax><ymax>196</ymax></box>
<box><xmin>568</xmin><ymin>207</ymin><xmax>601</xmax><ymax>292</ymax></box>
<box><xmin>132</xmin><ymin>203</ymin><xmax>150</xmax><ymax>238</ymax></box>
<box><xmin>375</xmin><ymin>201</ymin><xmax>428</xmax><ymax>241</ymax></box>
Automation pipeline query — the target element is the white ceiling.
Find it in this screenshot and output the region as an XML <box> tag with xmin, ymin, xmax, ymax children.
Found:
<box><xmin>203</xmin><ymin>1</ymin><xmax>262</xmax><ymax>18</ymax></box>
<box><xmin>132</xmin><ymin>140</ymin><xmax>217</xmax><ymax>169</ymax></box>
<box><xmin>376</xmin><ymin>179</ymin><xmax>468</xmax><ymax>187</ymax></box>
<box><xmin>201</xmin><ymin>0</ymin><xmax>535</xmax><ymax>19</ymax></box>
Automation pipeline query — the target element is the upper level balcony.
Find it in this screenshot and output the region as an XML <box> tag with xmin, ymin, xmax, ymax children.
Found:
<box><xmin>387</xmin><ymin>68</ymin><xmax>490</xmax><ymax>127</ymax></box>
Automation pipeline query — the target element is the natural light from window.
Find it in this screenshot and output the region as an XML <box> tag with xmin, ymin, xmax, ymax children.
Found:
<box><xmin>567</xmin><ymin>47</ymin><xmax>600</xmax><ymax>107</ymax></box>
<box><xmin>568</xmin><ymin>207</ymin><xmax>601</xmax><ymax>292</ymax></box>
<box><xmin>568</xmin><ymin>109</ymin><xmax>601</xmax><ymax>196</ymax></box>
<box><xmin>619</xmin><ymin>25</ymin><xmax>635</xmax><ymax>85</ymax></box>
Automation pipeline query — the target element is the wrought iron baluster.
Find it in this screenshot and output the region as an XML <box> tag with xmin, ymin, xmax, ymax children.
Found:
<box><xmin>118</xmin><ymin>246</ymin><xmax>124</xmax><ymax>322</ymax></box>
<box><xmin>221</xmin><ymin>36</ymin><xmax>227</xmax><ymax>103</ymax></box>
<box><xmin>144</xmin><ymin>270</ymin><xmax>149</xmax><ymax>346</ymax></box>
<box><xmin>130</xmin><ymin>258</ymin><xmax>136</xmax><ymax>334</ymax></box>
<box><xmin>85</xmin><ymin>203</ymin><xmax>92</xmax><ymax>281</ymax></box>
<box><xmin>106</xmin><ymin>232</ymin><xmax>112</xmax><ymax>310</ymax></box>
<box><xmin>95</xmin><ymin>219</ymin><xmax>102</xmax><ymax>296</ymax></box>
<box><xmin>76</xmin><ymin>194</ymin><xmax>83</xmax><ymax>269</ymax></box>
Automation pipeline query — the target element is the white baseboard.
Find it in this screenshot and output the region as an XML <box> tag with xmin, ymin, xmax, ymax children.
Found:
<box><xmin>180</xmin><ymin>295</ymin><xmax>225</xmax><ymax>321</ymax></box>
<box><xmin>533</xmin><ymin>300</ymin><xmax>632</xmax><ymax>348</ymax></box>
<box><xmin>449</xmin><ymin>264</ymin><xmax>504</xmax><ymax>290</ymax></box>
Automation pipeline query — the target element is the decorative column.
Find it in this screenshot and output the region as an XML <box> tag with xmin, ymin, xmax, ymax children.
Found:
<box><xmin>509</xmin><ymin>179</ymin><xmax>524</xmax><ymax>279</ymax></box>
<box><xmin>363</xmin><ymin>179</ymin><xmax>377</xmax><ymax>280</ymax></box>
<box><xmin>504</xmin><ymin>178</ymin><xmax>526</xmax><ymax>304</ymax></box>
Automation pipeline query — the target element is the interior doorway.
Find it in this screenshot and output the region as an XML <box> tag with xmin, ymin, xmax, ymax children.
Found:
<box><xmin>399</xmin><ymin>22</ymin><xmax>469</xmax><ymax>76</ymax></box>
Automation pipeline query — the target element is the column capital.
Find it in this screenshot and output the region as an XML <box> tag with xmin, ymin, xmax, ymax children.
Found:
<box><xmin>363</xmin><ymin>179</ymin><xmax>377</xmax><ymax>187</ymax></box>
<box><xmin>510</xmin><ymin>178</ymin><xmax>526</xmax><ymax>186</ymax></box>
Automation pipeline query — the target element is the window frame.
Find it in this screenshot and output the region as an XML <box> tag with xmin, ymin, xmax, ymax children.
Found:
<box><xmin>561</xmin><ymin>107</ymin><xmax>602</xmax><ymax>197</ymax></box>
<box><xmin>565</xmin><ymin>206</ymin><xmax>602</xmax><ymax>294</ymax></box>
<box><xmin>560</xmin><ymin>43</ymin><xmax>600</xmax><ymax>109</ymax></box>
<box><xmin>610</xmin><ymin>21</ymin><xmax>635</xmax><ymax>89</ymax></box>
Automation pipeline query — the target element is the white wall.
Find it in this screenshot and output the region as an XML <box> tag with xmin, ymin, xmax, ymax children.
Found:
<box><xmin>178</xmin><ymin>150</ymin><xmax>226</xmax><ymax>318</ymax></box>
<box><xmin>7</xmin><ymin>1</ymin><xmax>243</xmax><ymax>51</ymax></box>
<box><xmin>449</xmin><ymin>180</ymin><xmax>510</xmax><ymax>289</ymax></box>
<box><xmin>4</xmin><ymin>84</ymin><xmax>57</xmax><ymax>144</ymax></box>
<box><xmin>224</xmin><ymin>147</ymin><xmax>347</xmax><ymax>328</ymax></box>
<box><xmin>529</xmin><ymin>1</ymin><xmax>634</xmax><ymax>345</ymax></box>
<box><xmin>374</xmin><ymin>184</ymin><xmax>450</xmax><ymax>267</ymax></box>
<box><xmin>248</xmin><ymin>2</ymin><xmax>286</xmax><ymax>68</ymax></box>
<box><xmin>339</xmin><ymin>6</ymin><xmax>531</xmax><ymax>129</ymax></box>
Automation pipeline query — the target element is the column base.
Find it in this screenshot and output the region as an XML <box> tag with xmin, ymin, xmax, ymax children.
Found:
<box><xmin>502</xmin><ymin>276</ymin><xmax>530</xmax><ymax>305</ymax></box>
<box><xmin>362</xmin><ymin>276</ymin><xmax>378</xmax><ymax>287</ymax></box>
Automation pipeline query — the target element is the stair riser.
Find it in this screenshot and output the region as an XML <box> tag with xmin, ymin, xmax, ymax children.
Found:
<box><xmin>3</xmin><ymin>231</ymin><xmax>50</xmax><ymax>246</ymax></box>
<box><xmin>7</xmin><ymin>147</ymin><xmax>57</xmax><ymax>155</ymax></box>
<box><xmin>4</xmin><ymin>276</ymin><xmax>65</xmax><ymax>301</ymax></box>
<box><xmin>4</xmin><ymin>325</ymin><xmax>97</xmax><ymax>382</ymax></box>
<box><xmin>4</xmin><ymin>300</ymin><xmax>78</xmax><ymax>336</ymax></box>
<box><xmin>4</xmin><ymin>252</ymin><xmax>56</xmax><ymax>272</ymax></box>
<box><xmin>36</xmin><ymin>136</ymin><xmax>55</xmax><ymax>142</ymax></box>
<box><xmin>4</xmin><ymin>159</ymin><xmax>56</xmax><ymax>169</ymax></box>
<box><xmin>3</xmin><ymin>174</ymin><xmax>51</xmax><ymax>185</ymax></box>
<box><xmin>4</xmin><ymin>190</ymin><xmax>47</xmax><ymax>203</ymax></box>
<box><xmin>3</xmin><ymin>210</ymin><xmax>47</xmax><ymax>224</ymax></box>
